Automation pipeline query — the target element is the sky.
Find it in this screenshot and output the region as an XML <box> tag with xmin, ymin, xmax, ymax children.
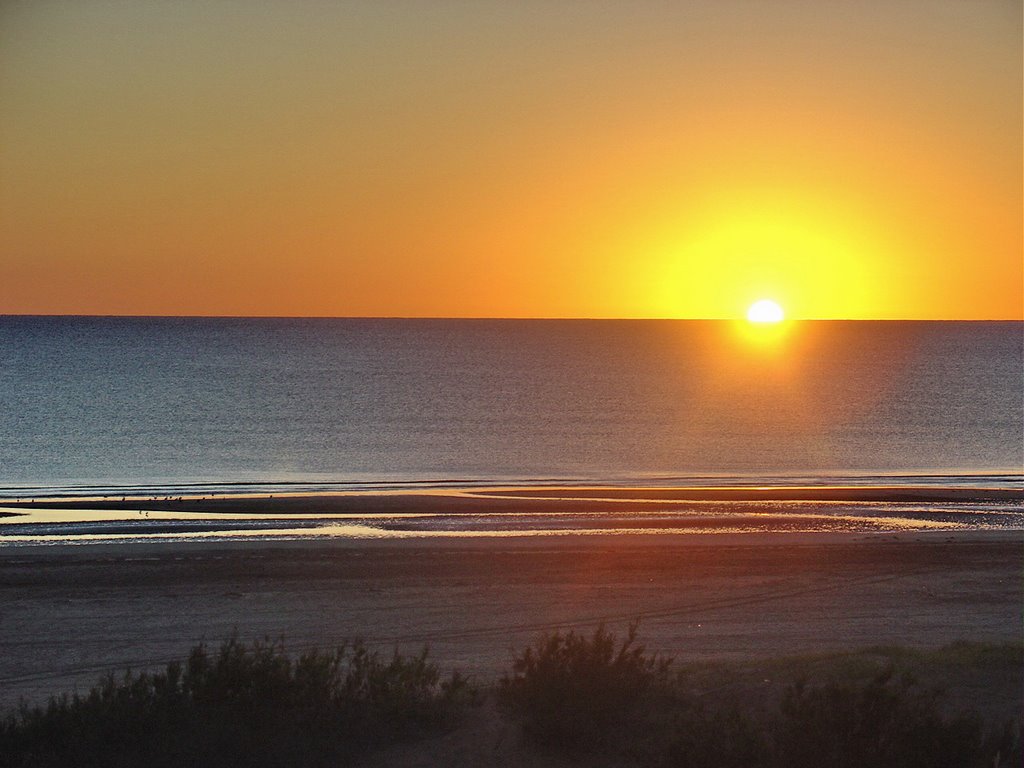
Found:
<box><xmin>1</xmin><ymin>1</ymin><xmax>1020</xmax><ymax>319</ymax></box>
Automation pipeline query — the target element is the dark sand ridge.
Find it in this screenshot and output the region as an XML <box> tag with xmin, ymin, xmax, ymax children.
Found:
<box><xmin>0</xmin><ymin>530</ymin><xmax>1020</xmax><ymax>713</ymax></box>
<box><xmin>3</xmin><ymin>484</ymin><xmax>1021</xmax><ymax>516</ymax></box>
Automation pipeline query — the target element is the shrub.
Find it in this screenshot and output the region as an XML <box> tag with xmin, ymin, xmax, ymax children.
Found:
<box><xmin>768</xmin><ymin>669</ymin><xmax>1007</xmax><ymax>768</ymax></box>
<box><xmin>500</xmin><ymin>622</ymin><xmax>672</xmax><ymax>751</ymax></box>
<box><xmin>500</xmin><ymin>630</ymin><xmax>1021</xmax><ymax>768</ymax></box>
<box><xmin>656</xmin><ymin>671</ymin><xmax>1019</xmax><ymax>768</ymax></box>
<box><xmin>0</xmin><ymin>637</ymin><xmax>471</xmax><ymax>768</ymax></box>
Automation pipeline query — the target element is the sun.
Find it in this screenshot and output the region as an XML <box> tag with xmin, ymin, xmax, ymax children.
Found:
<box><xmin>746</xmin><ymin>299</ymin><xmax>785</xmax><ymax>323</ymax></box>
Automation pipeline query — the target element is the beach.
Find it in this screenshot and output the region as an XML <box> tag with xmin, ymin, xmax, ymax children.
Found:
<box><xmin>3</xmin><ymin>3</ymin><xmax>1021</xmax><ymax>760</ymax></box>
<box><xmin>2</xmin><ymin>524</ymin><xmax>1019</xmax><ymax>712</ymax></box>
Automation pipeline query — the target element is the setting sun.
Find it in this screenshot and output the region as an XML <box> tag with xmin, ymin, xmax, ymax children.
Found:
<box><xmin>747</xmin><ymin>299</ymin><xmax>785</xmax><ymax>323</ymax></box>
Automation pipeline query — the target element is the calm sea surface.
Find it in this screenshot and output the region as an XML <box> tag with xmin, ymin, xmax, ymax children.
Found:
<box><xmin>1</xmin><ymin>317</ymin><xmax>1021</xmax><ymax>494</ymax></box>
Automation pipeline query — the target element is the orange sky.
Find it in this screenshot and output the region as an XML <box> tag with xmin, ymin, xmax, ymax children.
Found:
<box><xmin>1</xmin><ymin>1</ymin><xmax>1020</xmax><ymax>319</ymax></box>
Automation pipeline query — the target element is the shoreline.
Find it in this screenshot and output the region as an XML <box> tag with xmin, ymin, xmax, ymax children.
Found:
<box><xmin>2</xmin><ymin>485</ymin><xmax>1020</xmax><ymax>547</ymax></box>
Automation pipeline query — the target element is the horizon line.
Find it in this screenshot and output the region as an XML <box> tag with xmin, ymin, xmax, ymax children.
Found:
<box><xmin>1</xmin><ymin>313</ymin><xmax>1022</xmax><ymax>322</ymax></box>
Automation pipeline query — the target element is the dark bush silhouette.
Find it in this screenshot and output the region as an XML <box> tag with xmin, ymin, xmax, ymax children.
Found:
<box><xmin>2</xmin><ymin>631</ymin><xmax>1019</xmax><ymax>767</ymax></box>
<box><xmin>498</xmin><ymin>628</ymin><xmax>1020</xmax><ymax>768</ymax></box>
<box><xmin>768</xmin><ymin>670</ymin><xmax>1019</xmax><ymax>768</ymax></box>
<box><xmin>0</xmin><ymin>637</ymin><xmax>470</xmax><ymax>768</ymax></box>
<box><xmin>646</xmin><ymin>669</ymin><xmax>1019</xmax><ymax>768</ymax></box>
<box><xmin>499</xmin><ymin>622</ymin><xmax>672</xmax><ymax>750</ymax></box>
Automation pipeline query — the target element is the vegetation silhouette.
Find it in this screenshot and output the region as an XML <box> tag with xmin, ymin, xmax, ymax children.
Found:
<box><xmin>1</xmin><ymin>630</ymin><xmax>1019</xmax><ymax>767</ymax></box>
<box><xmin>499</xmin><ymin>622</ymin><xmax>672</xmax><ymax>749</ymax></box>
<box><xmin>0</xmin><ymin>636</ymin><xmax>470</xmax><ymax>767</ymax></box>
<box><xmin>498</xmin><ymin>626</ymin><xmax>1020</xmax><ymax>768</ymax></box>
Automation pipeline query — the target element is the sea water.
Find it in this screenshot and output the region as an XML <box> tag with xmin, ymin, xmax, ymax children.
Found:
<box><xmin>0</xmin><ymin>317</ymin><xmax>1021</xmax><ymax>494</ymax></box>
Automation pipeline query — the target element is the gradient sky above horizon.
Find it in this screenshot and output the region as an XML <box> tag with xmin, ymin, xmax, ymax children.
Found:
<box><xmin>1</xmin><ymin>1</ymin><xmax>1020</xmax><ymax>319</ymax></box>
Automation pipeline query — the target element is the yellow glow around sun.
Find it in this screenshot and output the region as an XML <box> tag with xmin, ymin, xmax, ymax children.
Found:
<box><xmin>636</xmin><ymin>185</ymin><xmax>893</xmax><ymax>319</ymax></box>
<box><xmin>747</xmin><ymin>299</ymin><xmax>784</xmax><ymax>323</ymax></box>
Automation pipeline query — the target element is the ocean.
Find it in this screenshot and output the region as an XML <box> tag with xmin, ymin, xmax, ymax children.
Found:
<box><xmin>1</xmin><ymin>317</ymin><xmax>1021</xmax><ymax>496</ymax></box>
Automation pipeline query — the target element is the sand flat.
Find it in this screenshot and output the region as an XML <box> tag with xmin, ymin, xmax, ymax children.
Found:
<box><xmin>0</xmin><ymin>530</ymin><xmax>1020</xmax><ymax>708</ymax></box>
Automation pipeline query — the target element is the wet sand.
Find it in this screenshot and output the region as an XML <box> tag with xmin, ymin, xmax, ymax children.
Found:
<box><xmin>3</xmin><ymin>484</ymin><xmax>1020</xmax><ymax>543</ymax></box>
<box><xmin>1</xmin><ymin>529</ymin><xmax>1020</xmax><ymax>709</ymax></box>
